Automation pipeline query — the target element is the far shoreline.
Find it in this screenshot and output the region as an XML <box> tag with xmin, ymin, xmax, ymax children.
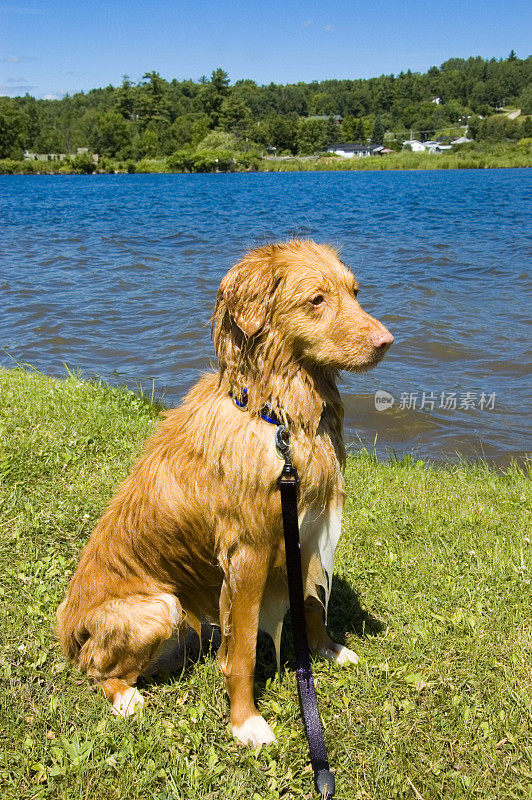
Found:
<box><xmin>1</xmin><ymin>143</ymin><xmax>531</xmax><ymax>176</ymax></box>
<box><xmin>1</xmin><ymin>163</ymin><xmax>530</xmax><ymax>176</ymax></box>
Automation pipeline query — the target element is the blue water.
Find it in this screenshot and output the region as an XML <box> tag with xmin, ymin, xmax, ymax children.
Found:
<box><xmin>1</xmin><ymin>170</ymin><xmax>531</xmax><ymax>464</ymax></box>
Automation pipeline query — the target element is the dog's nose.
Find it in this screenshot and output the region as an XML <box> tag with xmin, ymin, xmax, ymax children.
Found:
<box><xmin>372</xmin><ymin>329</ymin><xmax>394</xmax><ymax>348</ymax></box>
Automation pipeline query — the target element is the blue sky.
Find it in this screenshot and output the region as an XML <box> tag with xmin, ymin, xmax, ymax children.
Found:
<box><xmin>1</xmin><ymin>0</ymin><xmax>530</xmax><ymax>99</ymax></box>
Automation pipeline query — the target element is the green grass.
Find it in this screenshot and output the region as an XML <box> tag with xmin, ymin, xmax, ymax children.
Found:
<box><xmin>260</xmin><ymin>143</ymin><xmax>532</xmax><ymax>172</ymax></box>
<box><xmin>0</xmin><ymin>367</ymin><xmax>530</xmax><ymax>800</ymax></box>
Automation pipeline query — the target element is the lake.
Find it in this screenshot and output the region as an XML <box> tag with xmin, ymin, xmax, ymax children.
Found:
<box><xmin>1</xmin><ymin>169</ymin><xmax>531</xmax><ymax>465</ymax></box>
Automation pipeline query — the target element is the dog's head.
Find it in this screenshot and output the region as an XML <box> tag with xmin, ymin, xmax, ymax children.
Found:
<box><xmin>213</xmin><ymin>240</ymin><xmax>393</xmax><ymax>376</ymax></box>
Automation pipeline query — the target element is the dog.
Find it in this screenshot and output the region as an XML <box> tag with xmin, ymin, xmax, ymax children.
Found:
<box><xmin>57</xmin><ymin>240</ymin><xmax>393</xmax><ymax>747</ymax></box>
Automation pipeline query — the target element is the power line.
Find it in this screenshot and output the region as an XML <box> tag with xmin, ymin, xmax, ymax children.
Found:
<box><xmin>391</xmin><ymin>125</ymin><xmax>468</xmax><ymax>137</ymax></box>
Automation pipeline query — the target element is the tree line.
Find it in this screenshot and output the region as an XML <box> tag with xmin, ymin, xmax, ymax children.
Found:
<box><xmin>1</xmin><ymin>52</ymin><xmax>531</xmax><ymax>162</ymax></box>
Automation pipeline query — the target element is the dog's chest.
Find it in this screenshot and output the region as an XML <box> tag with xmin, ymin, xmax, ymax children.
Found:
<box><xmin>299</xmin><ymin>501</ymin><xmax>343</xmax><ymax>601</ymax></box>
<box><xmin>258</xmin><ymin>501</ymin><xmax>343</xmax><ymax>670</ymax></box>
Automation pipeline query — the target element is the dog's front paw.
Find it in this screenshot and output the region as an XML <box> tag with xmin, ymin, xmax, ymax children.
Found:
<box><xmin>318</xmin><ymin>642</ymin><xmax>359</xmax><ymax>665</ymax></box>
<box><xmin>232</xmin><ymin>715</ymin><xmax>277</xmax><ymax>747</ymax></box>
<box><xmin>111</xmin><ymin>686</ymin><xmax>144</xmax><ymax>717</ymax></box>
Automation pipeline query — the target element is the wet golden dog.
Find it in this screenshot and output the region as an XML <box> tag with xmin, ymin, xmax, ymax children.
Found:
<box><xmin>57</xmin><ymin>240</ymin><xmax>393</xmax><ymax>746</ymax></box>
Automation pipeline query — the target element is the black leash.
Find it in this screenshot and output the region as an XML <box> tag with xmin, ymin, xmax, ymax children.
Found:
<box><xmin>276</xmin><ymin>425</ymin><xmax>335</xmax><ymax>800</ymax></box>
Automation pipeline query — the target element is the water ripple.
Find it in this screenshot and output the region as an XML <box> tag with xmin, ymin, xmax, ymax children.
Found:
<box><xmin>1</xmin><ymin>169</ymin><xmax>531</xmax><ymax>464</ymax></box>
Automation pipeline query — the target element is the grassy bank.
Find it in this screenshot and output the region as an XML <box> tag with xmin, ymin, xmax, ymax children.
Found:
<box><xmin>0</xmin><ymin>367</ymin><xmax>530</xmax><ymax>800</ymax></box>
<box><xmin>1</xmin><ymin>142</ymin><xmax>530</xmax><ymax>175</ymax></box>
<box><xmin>260</xmin><ymin>143</ymin><xmax>532</xmax><ymax>172</ymax></box>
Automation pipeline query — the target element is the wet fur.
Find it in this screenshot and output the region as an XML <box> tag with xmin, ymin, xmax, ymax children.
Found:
<box><xmin>57</xmin><ymin>240</ymin><xmax>393</xmax><ymax>740</ymax></box>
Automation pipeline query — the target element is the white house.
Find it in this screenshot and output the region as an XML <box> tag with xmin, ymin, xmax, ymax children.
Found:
<box><xmin>403</xmin><ymin>139</ymin><xmax>453</xmax><ymax>154</ymax></box>
<box><xmin>403</xmin><ymin>139</ymin><xmax>427</xmax><ymax>152</ymax></box>
<box><xmin>425</xmin><ymin>141</ymin><xmax>453</xmax><ymax>153</ymax></box>
<box><xmin>24</xmin><ymin>151</ymin><xmax>67</xmax><ymax>161</ymax></box>
<box><xmin>327</xmin><ymin>143</ymin><xmax>383</xmax><ymax>158</ymax></box>
<box><xmin>451</xmin><ymin>136</ymin><xmax>473</xmax><ymax>145</ymax></box>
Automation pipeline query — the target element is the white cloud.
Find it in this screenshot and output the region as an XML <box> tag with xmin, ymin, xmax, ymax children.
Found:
<box><xmin>323</xmin><ymin>24</ymin><xmax>335</xmax><ymax>32</ymax></box>
<box><xmin>301</xmin><ymin>20</ymin><xmax>313</xmax><ymax>27</ymax></box>
<box><xmin>0</xmin><ymin>83</ymin><xmax>36</xmax><ymax>94</ymax></box>
<box><xmin>0</xmin><ymin>74</ymin><xmax>40</xmax><ymax>95</ymax></box>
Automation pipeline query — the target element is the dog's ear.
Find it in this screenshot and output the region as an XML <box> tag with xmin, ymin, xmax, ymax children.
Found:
<box><xmin>216</xmin><ymin>246</ymin><xmax>281</xmax><ymax>337</ymax></box>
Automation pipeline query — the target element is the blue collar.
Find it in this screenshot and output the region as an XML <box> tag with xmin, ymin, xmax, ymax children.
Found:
<box><xmin>229</xmin><ymin>389</ymin><xmax>282</xmax><ymax>426</ymax></box>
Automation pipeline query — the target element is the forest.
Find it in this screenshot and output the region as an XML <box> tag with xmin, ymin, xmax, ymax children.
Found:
<box><xmin>0</xmin><ymin>52</ymin><xmax>531</xmax><ymax>168</ymax></box>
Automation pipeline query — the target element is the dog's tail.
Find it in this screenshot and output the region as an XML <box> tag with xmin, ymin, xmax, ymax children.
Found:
<box><xmin>56</xmin><ymin>596</ymin><xmax>88</xmax><ymax>664</ymax></box>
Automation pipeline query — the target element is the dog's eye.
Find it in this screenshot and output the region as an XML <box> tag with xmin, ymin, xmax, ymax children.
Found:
<box><xmin>353</xmin><ymin>289</ymin><xmax>359</xmax><ymax>298</ymax></box>
<box><xmin>310</xmin><ymin>295</ymin><xmax>324</xmax><ymax>306</ymax></box>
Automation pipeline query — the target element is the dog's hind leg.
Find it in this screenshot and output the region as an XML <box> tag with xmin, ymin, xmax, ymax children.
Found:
<box><xmin>76</xmin><ymin>592</ymin><xmax>182</xmax><ymax>717</ymax></box>
<box><xmin>305</xmin><ymin>596</ymin><xmax>359</xmax><ymax>665</ymax></box>
<box><xmin>218</xmin><ymin>545</ymin><xmax>276</xmax><ymax>747</ymax></box>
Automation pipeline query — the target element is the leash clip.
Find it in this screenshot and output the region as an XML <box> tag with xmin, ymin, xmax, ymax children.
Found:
<box><xmin>315</xmin><ymin>769</ymin><xmax>335</xmax><ymax>799</ymax></box>
<box><xmin>275</xmin><ymin>424</ymin><xmax>290</xmax><ymax>459</ymax></box>
<box><xmin>276</xmin><ymin>425</ymin><xmax>299</xmax><ymax>485</ymax></box>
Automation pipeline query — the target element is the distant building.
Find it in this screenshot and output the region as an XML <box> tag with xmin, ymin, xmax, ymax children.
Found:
<box><xmin>403</xmin><ymin>139</ymin><xmax>427</xmax><ymax>152</ymax></box>
<box><xmin>24</xmin><ymin>151</ymin><xmax>67</xmax><ymax>161</ymax></box>
<box><xmin>402</xmin><ymin>139</ymin><xmax>453</xmax><ymax>153</ymax></box>
<box><xmin>451</xmin><ymin>136</ymin><xmax>473</xmax><ymax>145</ymax></box>
<box><xmin>23</xmin><ymin>148</ymin><xmax>99</xmax><ymax>163</ymax></box>
<box><xmin>425</xmin><ymin>141</ymin><xmax>452</xmax><ymax>153</ymax></box>
<box><xmin>326</xmin><ymin>143</ymin><xmax>383</xmax><ymax>158</ymax></box>
<box><xmin>76</xmin><ymin>147</ymin><xmax>99</xmax><ymax>163</ymax></box>
<box><xmin>309</xmin><ymin>114</ymin><xmax>343</xmax><ymax>122</ymax></box>
<box><xmin>432</xmin><ymin>96</ymin><xmax>441</xmax><ymax>105</ymax></box>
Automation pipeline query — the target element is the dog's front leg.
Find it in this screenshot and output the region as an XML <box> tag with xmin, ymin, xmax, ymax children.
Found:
<box><xmin>219</xmin><ymin>544</ymin><xmax>276</xmax><ymax>747</ymax></box>
<box><xmin>305</xmin><ymin>596</ymin><xmax>359</xmax><ymax>665</ymax></box>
